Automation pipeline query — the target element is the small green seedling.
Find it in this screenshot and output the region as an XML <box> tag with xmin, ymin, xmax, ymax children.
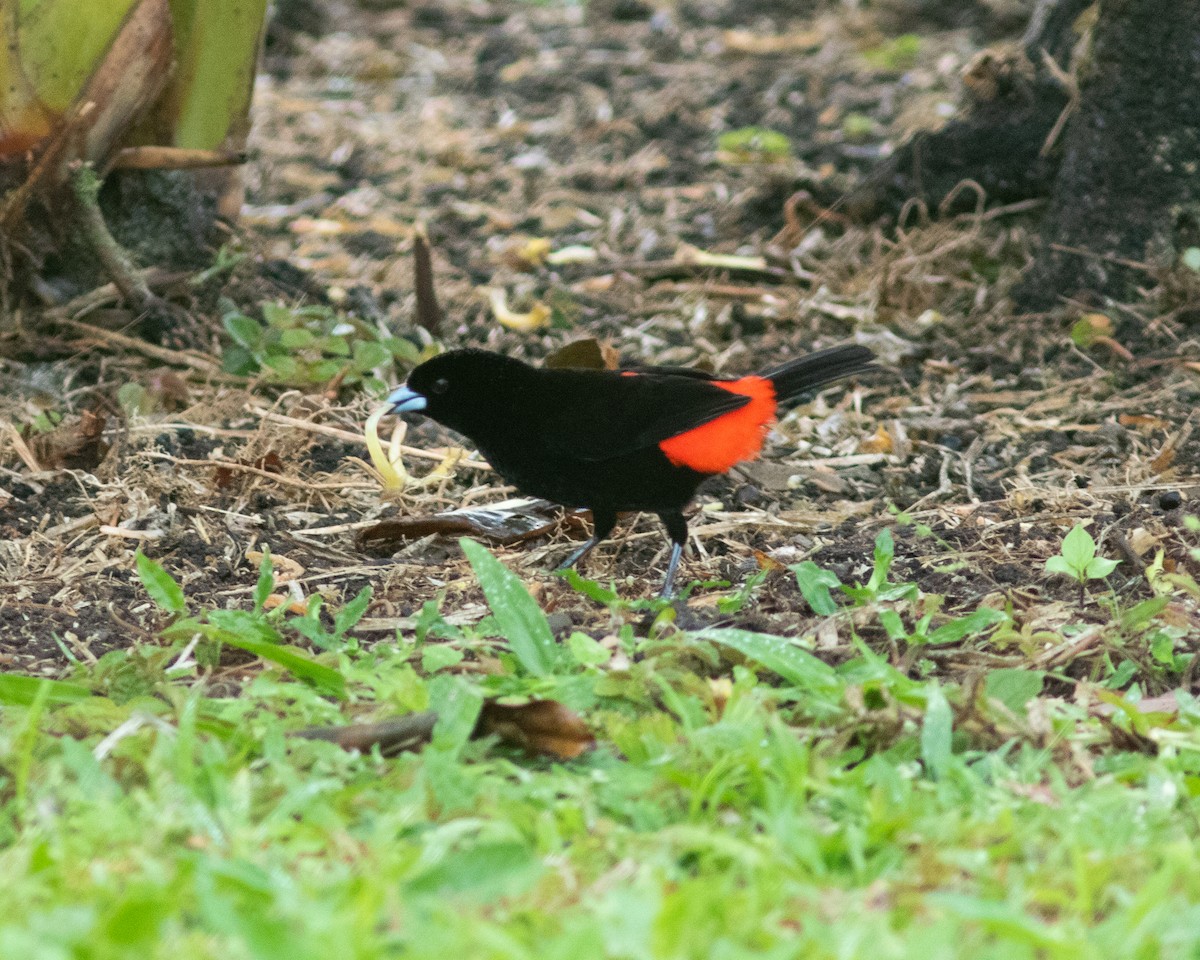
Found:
<box><xmin>716</xmin><ymin>127</ymin><xmax>792</xmax><ymax>164</ymax></box>
<box><xmin>1045</xmin><ymin>524</ymin><xmax>1119</xmax><ymax>601</ymax></box>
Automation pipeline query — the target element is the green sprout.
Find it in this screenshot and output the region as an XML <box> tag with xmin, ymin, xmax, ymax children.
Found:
<box><xmin>1045</xmin><ymin>524</ymin><xmax>1119</xmax><ymax>600</ymax></box>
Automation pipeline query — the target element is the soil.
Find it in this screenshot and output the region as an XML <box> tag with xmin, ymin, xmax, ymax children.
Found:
<box><xmin>1</xmin><ymin>0</ymin><xmax>1198</xmax><ymax>684</ymax></box>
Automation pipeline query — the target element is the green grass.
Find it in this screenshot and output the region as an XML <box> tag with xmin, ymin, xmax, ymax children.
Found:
<box><xmin>3</xmin><ymin>534</ymin><xmax>1200</xmax><ymax>958</ymax></box>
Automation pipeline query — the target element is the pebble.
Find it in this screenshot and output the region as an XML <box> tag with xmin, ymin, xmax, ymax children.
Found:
<box><xmin>1158</xmin><ymin>490</ymin><xmax>1182</xmax><ymax>510</ymax></box>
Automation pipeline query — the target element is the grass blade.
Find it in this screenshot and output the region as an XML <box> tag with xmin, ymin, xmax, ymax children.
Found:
<box><xmin>461</xmin><ymin>538</ymin><xmax>558</xmax><ymax>676</ymax></box>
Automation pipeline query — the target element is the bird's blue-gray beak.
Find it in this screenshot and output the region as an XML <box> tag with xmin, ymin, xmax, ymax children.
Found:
<box><xmin>387</xmin><ymin>385</ymin><xmax>427</xmax><ymax>413</ymax></box>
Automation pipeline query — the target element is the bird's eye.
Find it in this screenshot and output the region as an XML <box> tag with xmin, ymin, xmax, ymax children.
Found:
<box><xmin>430</xmin><ymin>377</ymin><xmax>450</xmax><ymax>395</ymax></box>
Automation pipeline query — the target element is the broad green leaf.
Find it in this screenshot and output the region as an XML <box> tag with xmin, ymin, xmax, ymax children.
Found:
<box><xmin>222</xmin><ymin>313</ymin><xmax>262</xmax><ymax>351</ymax></box>
<box><xmin>135</xmin><ymin>550</ymin><xmax>186</xmax><ymax>615</ymax></box>
<box><xmin>333</xmin><ymin>586</ymin><xmax>373</xmax><ymax>637</ymax></box>
<box><xmin>927</xmin><ymin>608</ymin><xmax>1006</xmax><ymax>646</ymax></box>
<box><xmin>1060</xmin><ymin>524</ymin><xmax>1096</xmax><ymax>569</ymax></box>
<box><xmin>353</xmin><ymin>339</ymin><xmax>391</xmax><ymax>370</ymax></box>
<box><xmin>421</xmin><ymin>645</ymin><xmax>464</xmax><ymax>673</ymax></box>
<box><xmin>879</xmin><ymin>609</ymin><xmax>906</xmax><ymax>641</ymax></box>
<box><xmin>1044</xmin><ymin>555</ymin><xmax>1075</xmax><ymax>577</ymax></box>
<box><xmin>1149</xmin><ymin>631</ymin><xmax>1177</xmax><ymax>665</ymax></box>
<box><xmin>1122</xmin><ymin>596</ymin><xmax>1169</xmax><ymax>631</ymax></box>
<box><xmin>461</xmin><ymin>538</ymin><xmax>558</xmax><ymax>676</ymax></box>
<box><xmin>428</xmin><ymin>674</ymin><xmax>484</xmax><ymax>753</ymax></box>
<box><xmin>566</xmin><ymin>632</ymin><xmax>612</xmax><ymax>667</ymax></box>
<box><xmin>206</xmin><ymin>619</ymin><xmax>345</xmax><ymax>699</ymax></box>
<box><xmin>279</xmin><ymin>328</ymin><xmax>315</xmax><ymax>349</ymax></box>
<box><xmin>691</xmin><ymin>628</ymin><xmax>841</xmax><ymax>693</ymax></box>
<box><xmin>0</xmin><ymin>673</ymin><xmax>92</xmax><ymax>707</ymax></box>
<box><xmin>921</xmin><ymin>685</ymin><xmax>953</xmax><ymax>779</ymax></box>
<box><xmin>261</xmin><ymin>302</ymin><xmax>294</xmax><ymax>328</ymax></box>
<box><xmin>1085</xmin><ymin>556</ymin><xmax>1120</xmax><ymax>580</ymax></box>
<box><xmin>792</xmin><ymin>561</ymin><xmax>840</xmax><ymax>615</ymax></box>
<box><xmin>262</xmin><ymin>353</ymin><xmax>299</xmax><ymax>380</ymax></box>
<box><xmin>985</xmin><ymin>669</ymin><xmax>1044</xmax><ymax>714</ymax></box>
<box><xmin>561</xmin><ymin>569</ymin><xmax>619</xmax><ymax>605</ymax></box>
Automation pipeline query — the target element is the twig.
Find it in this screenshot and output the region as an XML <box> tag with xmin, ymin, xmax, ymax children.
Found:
<box><xmin>413</xmin><ymin>223</ymin><xmax>442</xmax><ymax>334</ymax></box>
<box><xmin>44</xmin><ymin>268</ymin><xmax>188</xmax><ymax>319</ymax></box>
<box><xmin>1048</xmin><ymin>244</ymin><xmax>1153</xmax><ymax>272</ymax></box>
<box><xmin>55</xmin><ymin>317</ymin><xmax>241</xmax><ymax>379</ymax></box>
<box><xmin>249</xmin><ymin>408</ymin><xmax>494</xmax><ymax>469</ymax></box>
<box><xmin>70</xmin><ymin>164</ymin><xmax>154</xmax><ymax>306</ymax></box>
<box><xmin>109</xmin><ymin>147</ymin><xmax>247</xmax><ymax>171</ymax></box>
<box><xmin>138</xmin><ymin>452</ymin><xmax>379</xmax><ymax>490</ymax></box>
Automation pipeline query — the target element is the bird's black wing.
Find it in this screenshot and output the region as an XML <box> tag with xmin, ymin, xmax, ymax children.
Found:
<box><xmin>535</xmin><ymin>367</ymin><xmax>749</xmax><ymax>462</ymax></box>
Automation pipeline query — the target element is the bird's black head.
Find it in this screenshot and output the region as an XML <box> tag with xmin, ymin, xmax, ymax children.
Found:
<box><xmin>386</xmin><ymin>349</ymin><xmax>531</xmax><ymax>434</ymax></box>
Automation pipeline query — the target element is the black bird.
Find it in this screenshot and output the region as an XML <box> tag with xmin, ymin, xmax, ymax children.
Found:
<box><xmin>387</xmin><ymin>344</ymin><xmax>874</xmax><ymax>595</ymax></box>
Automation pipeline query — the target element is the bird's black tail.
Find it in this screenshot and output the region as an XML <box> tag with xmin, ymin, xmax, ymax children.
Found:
<box><xmin>762</xmin><ymin>345</ymin><xmax>875</xmax><ymax>404</ymax></box>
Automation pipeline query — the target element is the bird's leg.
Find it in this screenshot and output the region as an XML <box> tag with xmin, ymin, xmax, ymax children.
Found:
<box><xmin>658</xmin><ymin>510</ymin><xmax>689</xmax><ymax>598</ymax></box>
<box><xmin>555</xmin><ymin>509</ymin><xmax>617</xmax><ymax>573</ymax></box>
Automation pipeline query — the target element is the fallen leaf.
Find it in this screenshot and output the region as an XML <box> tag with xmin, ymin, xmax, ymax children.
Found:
<box><xmin>1127</xmin><ymin>527</ymin><xmax>1160</xmax><ymax>556</ymax></box>
<box><xmin>262</xmin><ymin>594</ymin><xmax>308</xmax><ymax>615</ymax></box>
<box><xmin>754</xmin><ymin>550</ymin><xmax>786</xmax><ymax>572</ymax></box>
<box><xmin>25</xmin><ymin>409</ymin><xmax>110</xmax><ymax>471</ymax></box>
<box><xmin>489</xmin><ymin>289</ymin><xmax>551</xmax><ymax>331</ymax></box>
<box><xmin>213</xmin><ymin>451</ymin><xmax>284</xmax><ymax>489</ymax></box>
<box><xmin>145</xmin><ymin>369</ymin><xmax>190</xmax><ymax>410</ymax></box>
<box><xmin>1118</xmin><ymin>414</ymin><xmax>1170</xmax><ymax>431</ymax></box>
<box><xmin>363</xmin><ymin>407</ymin><xmax>408</xmax><ymax>493</ymax></box>
<box><xmin>544</xmin><ymin>338</ymin><xmax>620</xmax><ymax>371</ymax></box>
<box><xmin>857</xmin><ymin>424</ymin><xmax>894</xmax><ymax>455</ymax></box>
<box><xmin>356</xmin><ymin>498</ymin><xmax>591</xmax><ymax>553</ymax></box>
<box><xmin>477</xmin><ymin>699</ymin><xmax>595</xmax><ymax>759</ymax></box>
<box><xmin>248</xmin><ymin>550</ymin><xmax>305</xmax><ymax>583</ymax></box>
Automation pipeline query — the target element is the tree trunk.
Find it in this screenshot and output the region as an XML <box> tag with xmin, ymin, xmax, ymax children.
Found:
<box><xmin>848</xmin><ymin>0</ymin><xmax>1200</xmax><ymax>310</ymax></box>
<box><xmin>846</xmin><ymin>0</ymin><xmax>1093</xmax><ymax>220</ymax></box>
<box><xmin>1014</xmin><ymin>0</ymin><xmax>1200</xmax><ymax>307</ymax></box>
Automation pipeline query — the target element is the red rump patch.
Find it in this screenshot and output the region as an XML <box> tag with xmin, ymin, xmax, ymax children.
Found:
<box><xmin>659</xmin><ymin>377</ymin><xmax>777</xmax><ymax>473</ymax></box>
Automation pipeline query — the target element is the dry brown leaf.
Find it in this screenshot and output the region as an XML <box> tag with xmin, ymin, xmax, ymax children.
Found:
<box><xmin>754</xmin><ymin>549</ymin><xmax>786</xmax><ymax>572</ymax></box>
<box><xmin>1127</xmin><ymin>527</ymin><xmax>1161</xmax><ymax>556</ymax></box>
<box><xmin>356</xmin><ymin>498</ymin><xmax>591</xmax><ymax>553</ymax></box>
<box><xmin>1150</xmin><ymin>444</ymin><xmax>1176</xmax><ymax>475</ymax></box>
<box><xmin>544</xmin><ymin>338</ymin><xmax>620</xmax><ymax>371</ymax></box>
<box><xmin>1118</xmin><ymin>414</ymin><xmax>1170</xmax><ymax>431</ymax></box>
<box><xmin>25</xmin><ymin>410</ymin><xmax>110</xmax><ymax>471</ymax></box>
<box><xmin>213</xmin><ymin>451</ymin><xmax>284</xmax><ymax>489</ymax></box>
<box><xmin>248</xmin><ymin>551</ymin><xmax>305</xmax><ymax>583</ymax></box>
<box><xmin>477</xmin><ymin>699</ymin><xmax>595</xmax><ymax>759</ymax></box>
<box><xmin>857</xmin><ymin>424</ymin><xmax>894</xmax><ymax>455</ymax></box>
<box><xmin>261</xmin><ymin>594</ymin><xmax>308</xmax><ymax>615</ymax></box>
<box><xmin>145</xmin><ymin>369</ymin><xmax>190</xmax><ymax>410</ymax></box>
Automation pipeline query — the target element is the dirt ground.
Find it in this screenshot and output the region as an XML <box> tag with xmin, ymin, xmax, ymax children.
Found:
<box><xmin>1</xmin><ymin>0</ymin><xmax>1198</xmax><ymax>679</ymax></box>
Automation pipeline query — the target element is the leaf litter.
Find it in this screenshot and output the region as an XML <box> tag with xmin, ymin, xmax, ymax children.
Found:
<box><xmin>0</xmin><ymin>0</ymin><xmax>1197</xmax><ymax>713</ymax></box>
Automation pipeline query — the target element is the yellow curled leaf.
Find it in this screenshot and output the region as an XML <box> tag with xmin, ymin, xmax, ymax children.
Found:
<box><xmin>489</xmin><ymin>289</ymin><xmax>551</xmax><ymax>331</ymax></box>
<box><xmin>517</xmin><ymin>236</ymin><xmax>552</xmax><ymax>267</ymax></box>
<box><xmin>364</xmin><ymin>406</ymin><xmax>408</xmax><ymax>492</ymax></box>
